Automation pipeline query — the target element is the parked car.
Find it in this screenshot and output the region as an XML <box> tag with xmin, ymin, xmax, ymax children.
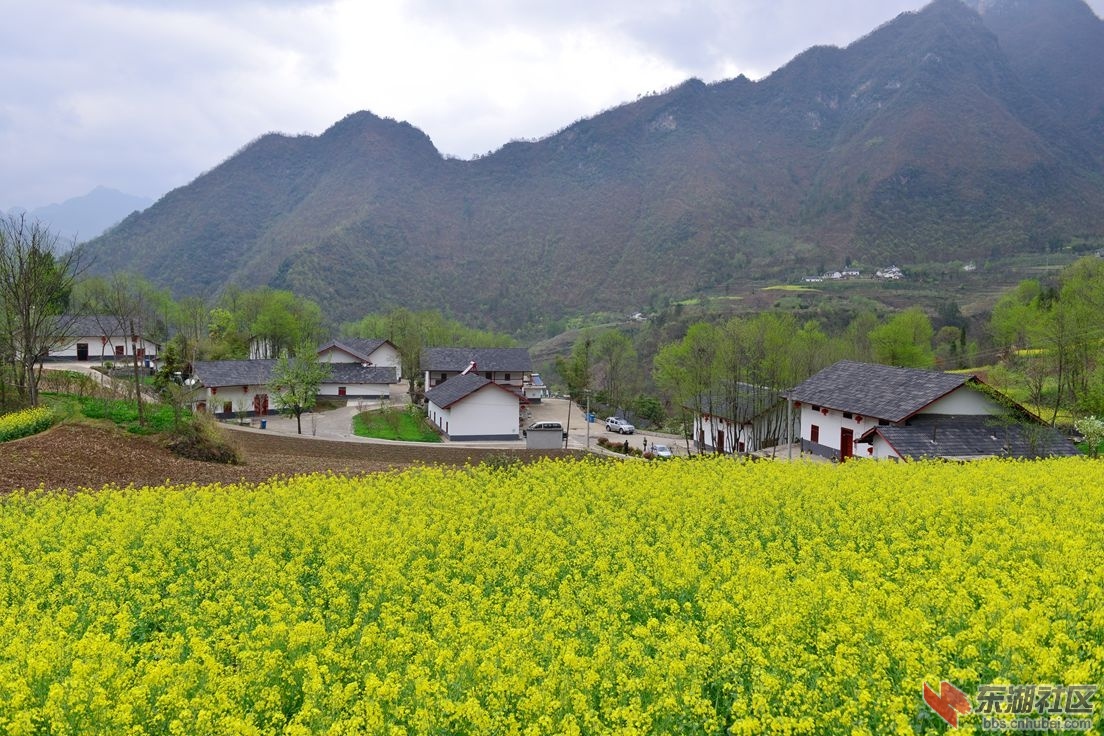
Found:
<box><xmin>524</xmin><ymin>421</ymin><xmax>566</xmax><ymax>439</ymax></box>
<box><xmin>651</xmin><ymin>444</ymin><xmax>673</xmax><ymax>459</ymax></box>
<box><xmin>605</xmin><ymin>417</ymin><xmax>635</xmax><ymax>434</ymax></box>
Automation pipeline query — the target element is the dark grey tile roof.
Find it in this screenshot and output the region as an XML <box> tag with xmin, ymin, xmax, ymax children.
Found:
<box><xmin>421</xmin><ymin>347</ymin><xmax>532</xmax><ymax>373</ymax></box>
<box><xmin>868</xmin><ymin>414</ymin><xmax>1080</xmax><ymax>460</ymax></box>
<box><xmin>194</xmin><ymin>360</ymin><xmax>395</xmax><ymax>388</ymax></box>
<box><xmin>784</xmin><ymin>360</ymin><xmax>970</xmax><ymax>422</ymax></box>
<box><xmin>425</xmin><ymin>373</ymin><xmax>518</xmax><ymax>409</ymax></box>
<box><xmin>693</xmin><ymin>384</ymin><xmax>783</xmax><ymax>423</ymax></box>
<box><xmin>65</xmin><ymin>315</ymin><xmax>158</xmax><ymax>342</ymax></box>
<box><xmin>193</xmin><ymin>360</ymin><xmax>276</xmax><ymax>387</ymax></box>
<box><xmin>326</xmin><ymin>364</ymin><xmax>397</xmax><ymax>384</ymax></box>
<box><xmin>321</xmin><ymin>338</ymin><xmax>390</xmax><ymax>362</ymax></box>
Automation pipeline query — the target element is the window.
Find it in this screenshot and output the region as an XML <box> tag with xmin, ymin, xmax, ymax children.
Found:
<box><xmin>505</xmin><ymin>373</ymin><xmax>511</xmax><ymax>381</ymax></box>
<box><xmin>115</xmin><ymin>345</ymin><xmax>125</xmax><ymax>357</ymax></box>
<box><xmin>338</xmin><ymin>387</ymin><xmax>347</xmax><ymax>397</ymax></box>
<box><xmin>879</xmin><ymin>419</ymin><xmax>889</xmax><ymax>426</ymax></box>
<box><xmin>811</xmin><ymin>405</ymin><xmax>820</xmax><ymax>411</ymax></box>
<box><xmin>810</xmin><ymin>424</ymin><xmax>820</xmax><ymax>443</ymax></box>
<box><xmin>485</xmin><ymin>371</ymin><xmax>493</xmax><ymax>379</ymax></box>
<box><xmin>223</xmin><ymin>401</ymin><xmax>233</xmax><ymax>414</ymax></box>
<box><xmin>843</xmin><ymin>412</ymin><xmax>853</xmax><ymax>419</ymax></box>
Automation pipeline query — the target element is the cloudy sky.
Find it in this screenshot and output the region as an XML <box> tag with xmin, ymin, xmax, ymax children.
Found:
<box><xmin>4</xmin><ymin>0</ymin><xmax>1102</xmax><ymax>210</ymax></box>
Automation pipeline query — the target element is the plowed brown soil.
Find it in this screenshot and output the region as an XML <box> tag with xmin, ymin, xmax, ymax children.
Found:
<box><xmin>0</xmin><ymin>424</ymin><xmax>579</xmax><ymax>493</ymax></box>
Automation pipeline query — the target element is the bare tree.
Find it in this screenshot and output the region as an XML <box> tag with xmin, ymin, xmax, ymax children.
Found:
<box><xmin>0</xmin><ymin>214</ymin><xmax>82</xmax><ymax>406</ymax></box>
<box><xmin>76</xmin><ymin>274</ymin><xmax>158</xmax><ymax>426</ymax></box>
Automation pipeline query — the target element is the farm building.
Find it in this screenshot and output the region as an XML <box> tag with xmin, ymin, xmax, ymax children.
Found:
<box><xmin>49</xmin><ymin>315</ymin><xmax>160</xmax><ymax>363</ymax></box>
<box><xmin>425</xmin><ymin>373</ymin><xmax>521</xmax><ymax>441</ymax></box>
<box><xmin>784</xmin><ymin>361</ymin><xmax>1077</xmax><ymax>461</ymax></box>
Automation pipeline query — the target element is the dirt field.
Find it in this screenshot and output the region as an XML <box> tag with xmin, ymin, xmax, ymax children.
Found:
<box><xmin>0</xmin><ymin>423</ymin><xmax>582</xmax><ymax>493</ymax></box>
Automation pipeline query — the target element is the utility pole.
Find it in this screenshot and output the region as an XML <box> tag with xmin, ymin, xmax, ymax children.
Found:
<box><xmin>787</xmin><ymin>399</ymin><xmax>793</xmax><ymax>461</ymax></box>
<box><xmin>564</xmin><ymin>394</ymin><xmax>572</xmax><ymax>449</ymax></box>
<box><xmin>585</xmin><ymin>390</ymin><xmax>591</xmax><ymax>450</ymax></box>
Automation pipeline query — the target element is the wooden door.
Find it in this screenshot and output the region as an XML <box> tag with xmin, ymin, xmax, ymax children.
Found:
<box><xmin>840</xmin><ymin>427</ymin><xmax>854</xmax><ymax>461</ymax></box>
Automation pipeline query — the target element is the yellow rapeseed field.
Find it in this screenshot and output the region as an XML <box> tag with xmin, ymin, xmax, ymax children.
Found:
<box><xmin>0</xmin><ymin>458</ymin><xmax>1101</xmax><ymax>734</ymax></box>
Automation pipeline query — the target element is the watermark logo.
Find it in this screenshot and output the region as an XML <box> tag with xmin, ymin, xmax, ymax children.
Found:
<box><xmin>924</xmin><ymin>680</ymin><xmax>972</xmax><ymax>728</ymax></box>
<box><xmin>923</xmin><ymin>681</ymin><xmax>1098</xmax><ymax>731</ymax></box>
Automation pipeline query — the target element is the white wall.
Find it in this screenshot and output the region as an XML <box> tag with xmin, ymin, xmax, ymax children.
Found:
<box><xmin>694</xmin><ymin>415</ymin><xmax>755</xmax><ymax>453</ymax></box>
<box><xmin>799</xmin><ymin>405</ymin><xmax>876</xmax><ymax>457</ymax></box>
<box><xmin>368</xmin><ymin>343</ymin><xmax>401</xmax><ymax>371</ymax></box>
<box><xmin>52</xmin><ymin>335</ymin><xmax>159</xmax><ymax>360</ymax></box>
<box><xmin>429</xmin><ymin>387</ymin><xmax>519</xmax><ymax>439</ymax></box>
<box><xmin>320</xmin><ymin>344</ymin><xmax>401</xmax><ymax>381</ymax></box>
<box><xmin>425</xmin><ymin>370</ymin><xmax>527</xmax><ymax>389</ymax></box>
<box><xmin>318</xmin><ymin>382</ymin><xmax>391</xmax><ymax>398</ymax></box>
<box><xmin>202</xmin><ymin>384</ymin><xmax>270</xmax><ymax>416</ymax></box>
<box><xmin>920</xmin><ymin>386</ymin><xmax>1000</xmax><ymax>416</ymax></box>
<box><xmin>869</xmin><ymin>434</ymin><xmax>902</xmax><ymax>460</ymax></box>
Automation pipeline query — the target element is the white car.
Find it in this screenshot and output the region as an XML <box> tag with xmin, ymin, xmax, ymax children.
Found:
<box><xmin>651</xmin><ymin>444</ymin><xmax>673</xmax><ymax>459</ymax></box>
<box><xmin>605</xmin><ymin>417</ymin><xmax>635</xmax><ymax>434</ymax></box>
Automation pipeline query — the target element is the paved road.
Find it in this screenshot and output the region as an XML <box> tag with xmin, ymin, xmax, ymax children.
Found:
<box><xmin>239</xmin><ymin>385</ymin><xmax>691</xmax><ymax>455</ymax></box>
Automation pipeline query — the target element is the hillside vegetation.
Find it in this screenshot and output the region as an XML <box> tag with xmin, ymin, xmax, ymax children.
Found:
<box><xmin>81</xmin><ymin>0</ymin><xmax>1104</xmax><ymax>330</ymax></box>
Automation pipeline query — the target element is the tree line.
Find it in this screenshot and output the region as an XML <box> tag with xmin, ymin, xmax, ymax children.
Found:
<box><xmin>557</xmin><ymin>256</ymin><xmax>1104</xmax><ymax>438</ymax></box>
<box><xmin>0</xmin><ymin>216</ymin><xmax>516</xmax><ymax>424</ymax></box>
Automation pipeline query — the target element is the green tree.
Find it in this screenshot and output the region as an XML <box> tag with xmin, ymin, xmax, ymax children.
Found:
<box><xmin>843</xmin><ymin>310</ymin><xmax>880</xmax><ymax>363</ymax></box>
<box><xmin>653</xmin><ymin>323</ymin><xmax>717</xmax><ymax>455</ymax></box>
<box><xmin>268</xmin><ymin>341</ymin><xmax>331</xmax><ymax>435</ymax></box>
<box><xmin>556</xmin><ymin>331</ymin><xmax>594</xmax><ymax>404</ymax></box>
<box><xmin>206</xmin><ymin>287</ymin><xmax>324</xmax><ymax>359</ymax></box>
<box><xmin>869</xmin><ymin>308</ymin><xmax>935</xmax><ymax>368</ymax></box>
<box><xmin>593</xmin><ymin>329</ymin><xmax>637</xmax><ymax>415</ymax></box>
<box><xmin>990</xmin><ymin>279</ymin><xmax>1043</xmax><ymax>350</ymax></box>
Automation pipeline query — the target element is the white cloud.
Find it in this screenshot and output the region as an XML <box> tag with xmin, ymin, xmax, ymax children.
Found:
<box><xmin>3</xmin><ymin>0</ymin><xmax>1102</xmax><ymax>209</ymax></box>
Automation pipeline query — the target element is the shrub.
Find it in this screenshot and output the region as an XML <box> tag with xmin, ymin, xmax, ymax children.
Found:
<box><xmin>166</xmin><ymin>413</ymin><xmax>242</xmax><ymax>464</ymax></box>
<box><xmin>0</xmin><ymin>407</ymin><xmax>55</xmax><ymax>442</ymax></box>
<box><xmin>1074</xmin><ymin>415</ymin><xmax>1104</xmax><ymax>457</ymax></box>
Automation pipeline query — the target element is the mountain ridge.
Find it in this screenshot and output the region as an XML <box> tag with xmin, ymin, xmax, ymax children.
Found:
<box><xmin>83</xmin><ymin>0</ymin><xmax>1104</xmax><ymax>329</ymax></box>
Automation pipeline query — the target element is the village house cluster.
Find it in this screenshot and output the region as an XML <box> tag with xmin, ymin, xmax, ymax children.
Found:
<box><xmin>48</xmin><ymin>319</ymin><xmax>1077</xmax><ymax>461</ymax></box>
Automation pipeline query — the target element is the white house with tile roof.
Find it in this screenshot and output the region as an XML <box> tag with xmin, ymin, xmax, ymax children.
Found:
<box><xmin>424</xmin><ymin>373</ymin><xmax>521</xmax><ymax>441</ymax></box>
<box><xmin>49</xmin><ymin>315</ymin><xmax>160</xmax><ymax>363</ymax></box>
<box><xmin>421</xmin><ymin>347</ymin><xmax>532</xmax><ymax>391</ymax></box>
<box><xmin>193</xmin><ymin>358</ymin><xmax>397</xmax><ymax>418</ymax></box>
<box><xmin>690</xmin><ymin>383</ymin><xmax>796</xmax><ymax>455</ymax></box>
<box><xmin>317</xmin><ymin>338</ymin><xmax>401</xmax><ymax>381</ymax></box>
<box><xmin>783</xmin><ymin>360</ymin><xmax>1077</xmax><ymax>461</ymax></box>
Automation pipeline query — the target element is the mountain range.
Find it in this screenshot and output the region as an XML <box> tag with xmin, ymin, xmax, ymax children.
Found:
<box><xmin>82</xmin><ymin>0</ymin><xmax>1104</xmax><ymax>329</ymax></box>
<box><xmin>9</xmin><ymin>187</ymin><xmax>153</xmax><ymax>248</ymax></box>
